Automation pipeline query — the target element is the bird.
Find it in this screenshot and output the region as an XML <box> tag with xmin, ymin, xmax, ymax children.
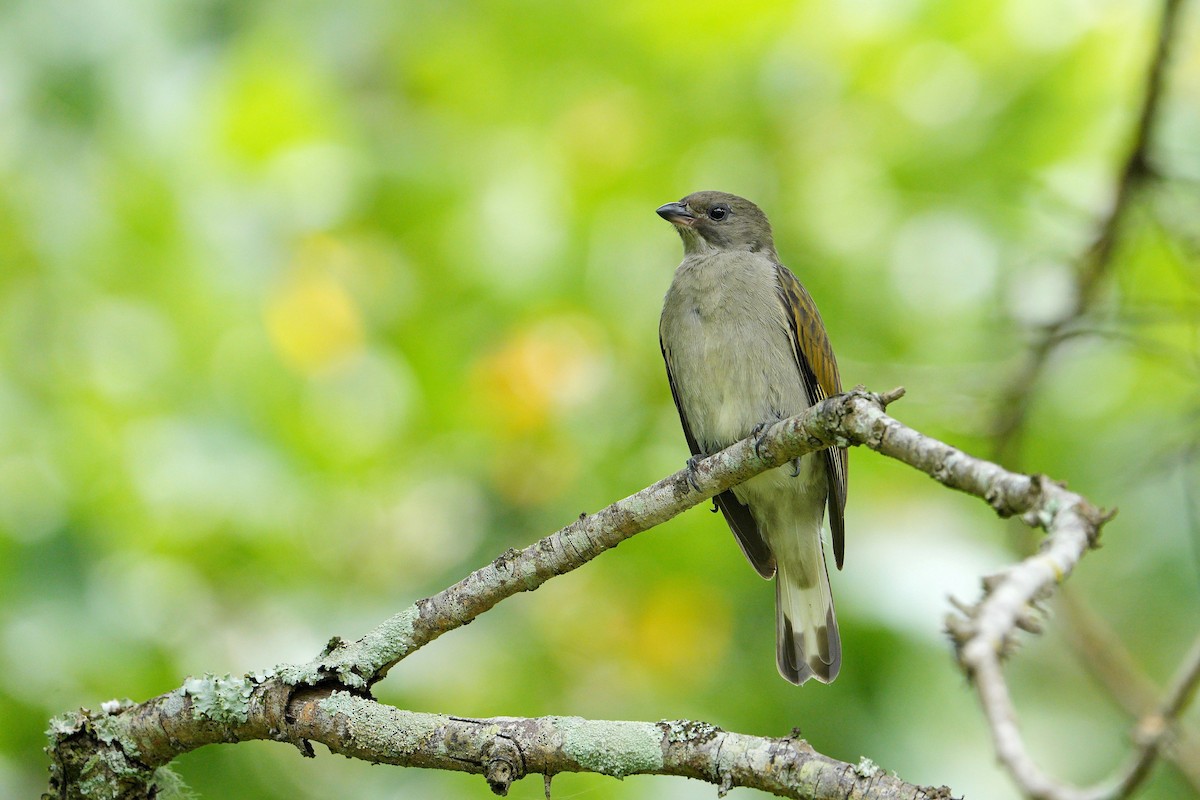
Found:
<box><xmin>657</xmin><ymin>190</ymin><xmax>847</xmax><ymax>685</ymax></box>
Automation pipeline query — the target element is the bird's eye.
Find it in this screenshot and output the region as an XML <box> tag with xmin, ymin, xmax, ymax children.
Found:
<box><xmin>709</xmin><ymin>206</ymin><xmax>729</xmax><ymax>221</ymax></box>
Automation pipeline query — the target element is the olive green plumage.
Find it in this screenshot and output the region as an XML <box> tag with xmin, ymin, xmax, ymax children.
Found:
<box><xmin>657</xmin><ymin>191</ymin><xmax>847</xmax><ymax>685</ymax></box>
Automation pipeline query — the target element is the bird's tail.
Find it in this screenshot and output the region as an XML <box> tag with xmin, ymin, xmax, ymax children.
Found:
<box><xmin>775</xmin><ymin>537</ymin><xmax>841</xmax><ymax>685</ymax></box>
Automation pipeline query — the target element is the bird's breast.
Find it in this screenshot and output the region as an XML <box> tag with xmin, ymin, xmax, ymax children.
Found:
<box><xmin>661</xmin><ymin>254</ymin><xmax>809</xmax><ymax>452</ymax></box>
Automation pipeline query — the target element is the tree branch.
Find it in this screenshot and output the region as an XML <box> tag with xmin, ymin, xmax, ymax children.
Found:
<box><xmin>978</xmin><ymin>2</ymin><xmax>1200</xmax><ymax>795</ymax></box>
<box><xmin>274</xmin><ymin>385</ymin><xmax>907</xmax><ymax>693</ymax></box>
<box><xmin>1110</xmin><ymin>631</ymin><xmax>1200</xmax><ymax>799</ymax></box>
<box><xmin>45</xmin><ymin>683</ymin><xmax>955</xmax><ymax>800</ymax></box>
<box><xmin>1058</xmin><ymin>590</ymin><xmax>1200</xmax><ymax>794</ymax></box>
<box><xmin>286</xmin><ymin>689</ymin><xmax>954</xmax><ymax>799</ymax></box>
<box><xmin>44</xmin><ymin>386</ymin><xmax>1128</xmax><ymax>799</ymax></box>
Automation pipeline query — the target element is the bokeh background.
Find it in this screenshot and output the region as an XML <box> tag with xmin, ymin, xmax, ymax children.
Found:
<box><xmin>3</xmin><ymin>0</ymin><xmax>1200</xmax><ymax>797</ymax></box>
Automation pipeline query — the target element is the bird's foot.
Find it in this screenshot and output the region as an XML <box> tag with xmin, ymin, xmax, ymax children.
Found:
<box><xmin>750</xmin><ymin>421</ymin><xmax>772</xmax><ymax>460</ymax></box>
<box><xmin>685</xmin><ymin>455</ymin><xmax>704</xmax><ymax>493</ymax></box>
<box><xmin>789</xmin><ymin>457</ymin><xmax>802</xmax><ymax>477</ymax></box>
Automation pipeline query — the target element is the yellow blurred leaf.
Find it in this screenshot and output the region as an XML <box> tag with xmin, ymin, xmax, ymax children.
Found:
<box><xmin>470</xmin><ymin>316</ymin><xmax>606</xmax><ymax>435</ymax></box>
<box><xmin>265</xmin><ymin>256</ymin><xmax>364</xmax><ymax>375</ymax></box>
<box><xmin>632</xmin><ymin>581</ymin><xmax>732</xmax><ymax>683</ymax></box>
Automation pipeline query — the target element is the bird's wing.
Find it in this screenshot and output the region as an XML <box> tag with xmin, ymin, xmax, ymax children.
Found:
<box><xmin>661</xmin><ymin>338</ymin><xmax>777</xmax><ymax>579</ymax></box>
<box><xmin>775</xmin><ymin>264</ymin><xmax>849</xmax><ymax>569</ymax></box>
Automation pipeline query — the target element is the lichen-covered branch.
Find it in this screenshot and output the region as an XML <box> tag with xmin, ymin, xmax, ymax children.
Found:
<box><xmin>47</xmin><ymin>387</ymin><xmax>926</xmax><ymax>800</ymax></box>
<box><xmin>286</xmin><ymin>689</ymin><xmax>951</xmax><ymax>799</ymax></box>
<box><xmin>45</xmin><ymin>680</ymin><xmax>953</xmax><ymax>800</ymax></box>
<box><xmin>47</xmin><ymin>385</ymin><xmax>1154</xmax><ymax>800</ymax></box>
<box><xmin>833</xmin><ymin>393</ymin><xmax>1199</xmax><ymax>799</ymax></box>
<box><xmin>274</xmin><ymin>387</ymin><xmax>908</xmax><ymax>692</ymax></box>
<box><xmin>836</xmin><ymin>397</ymin><xmax>1179</xmax><ymax>800</ymax></box>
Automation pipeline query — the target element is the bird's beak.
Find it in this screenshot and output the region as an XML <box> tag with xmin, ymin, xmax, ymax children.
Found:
<box><xmin>656</xmin><ymin>201</ymin><xmax>695</xmax><ymax>227</ymax></box>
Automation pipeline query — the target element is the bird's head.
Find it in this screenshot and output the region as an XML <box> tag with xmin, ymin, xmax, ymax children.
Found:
<box><xmin>656</xmin><ymin>191</ymin><xmax>777</xmax><ymax>257</ymax></box>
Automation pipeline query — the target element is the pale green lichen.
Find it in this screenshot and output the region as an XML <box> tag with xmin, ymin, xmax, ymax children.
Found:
<box><xmin>375</xmin><ymin>605</ymin><xmax>419</xmax><ymax>652</ymax></box>
<box><xmin>247</xmin><ymin>668</ymin><xmax>275</xmax><ymax>684</ymax></box>
<box><xmin>75</xmin><ymin>742</ymin><xmax>149</xmax><ymax>798</ymax></box>
<box><xmin>151</xmin><ymin>766</ymin><xmax>197</xmax><ymax>800</ymax></box>
<box><xmin>279</xmin><ymin>607</ymin><xmax>419</xmax><ymax>689</ymax></box>
<box><xmin>520</xmin><ymin>562</ymin><xmax>543</xmax><ymax>590</ymax></box>
<box><xmin>659</xmin><ymin>719</ymin><xmax>719</xmax><ymax>744</ymax></box>
<box><xmin>797</xmin><ymin>758</ymin><xmax>825</xmax><ymax>789</ymax></box>
<box><xmin>99</xmin><ymin>698</ymin><xmax>134</xmax><ymax>715</ymax></box>
<box><xmin>274</xmin><ymin>660</ymin><xmax>324</xmax><ymax>686</ymax></box>
<box><xmin>46</xmin><ymin>705</ymin><xmax>179</xmax><ymax>799</ymax></box>
<box><xmin>317</xmin><ymin>691</ymin><xmax>359</xmax><ymax>730</ymax></box>
<box><xmin>854</xmin><ymin>756</ymin><xmax>881</xmax><ymax>778</ymax></box>
<box><xmin>160</xmin><ymin>686</ymin><xmax>186</xmax><ymax>717</ymax></box>
<box><xmin>181</xmin><ymin>674</ymin><xmax>252</xmax><ymax>725</ymax></box>
<box><xmin>318</xmin><ymin>692</ymin><xmax>441</xmax><ymax>755</ymax></box>
<box><xmin>91</xmin><ymin>713</ymin><xmax>139</xmax><ymax>760</ymax></box>
<box><xmin>556</xmin><ymin>717</ymin><xmax>663</xmax><ymax>779</ymax></box>
<box><xmin>78</xmin><ymin>757</ymin><xmax>125</xmax><ymax>798</ymax></box>
<box><xmin>331</xmin><ymin>665</ymin><xmax>368</xmax><ymax>690</ymax></box>
<box><xmin>346</xmin><ymin>605</ymin><xmax>420</xmax><ymax>677</ymax></box>
<box><xmin>46</xmin><ymin>711</ymin><xmax>87</xmax><ymax>739</ymax></box>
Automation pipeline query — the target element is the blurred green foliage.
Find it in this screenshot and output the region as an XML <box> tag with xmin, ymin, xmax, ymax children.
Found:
<box><xmin>2</xmin><ymin>0</ymin><xmax>1199</xmax><ymax>798</ymax></box>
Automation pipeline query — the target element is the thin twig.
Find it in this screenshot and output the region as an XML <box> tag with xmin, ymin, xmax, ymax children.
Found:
<box><xmin>1058</xmin><ymin>590</ymin><xmax>1200</xmax><ymax>794</ymax></box>
<box><xmin>1106</xmin><ymin>632</ymin><xmax>1200</xmax><ymax>798</ymax></box>
<box><xmin>991</xmin><ymin>0</ymin><xmax>1186</xmax><ymax>467</ymax></box>
<box><xmin>980</xmin><ymin>2</ymin><xmax>1199</xmax><ymax>795</ymax></box>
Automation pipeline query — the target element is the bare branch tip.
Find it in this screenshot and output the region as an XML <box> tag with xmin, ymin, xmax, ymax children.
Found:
<box><xmin>879</xmin><ymin>386</ymin><xmax>907</xmax><ymax>407</ymax></box>
<box><xmin>943</xmin><ymin>608</ymin><xmax>975</xmax><ymax>650</ymax></box>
